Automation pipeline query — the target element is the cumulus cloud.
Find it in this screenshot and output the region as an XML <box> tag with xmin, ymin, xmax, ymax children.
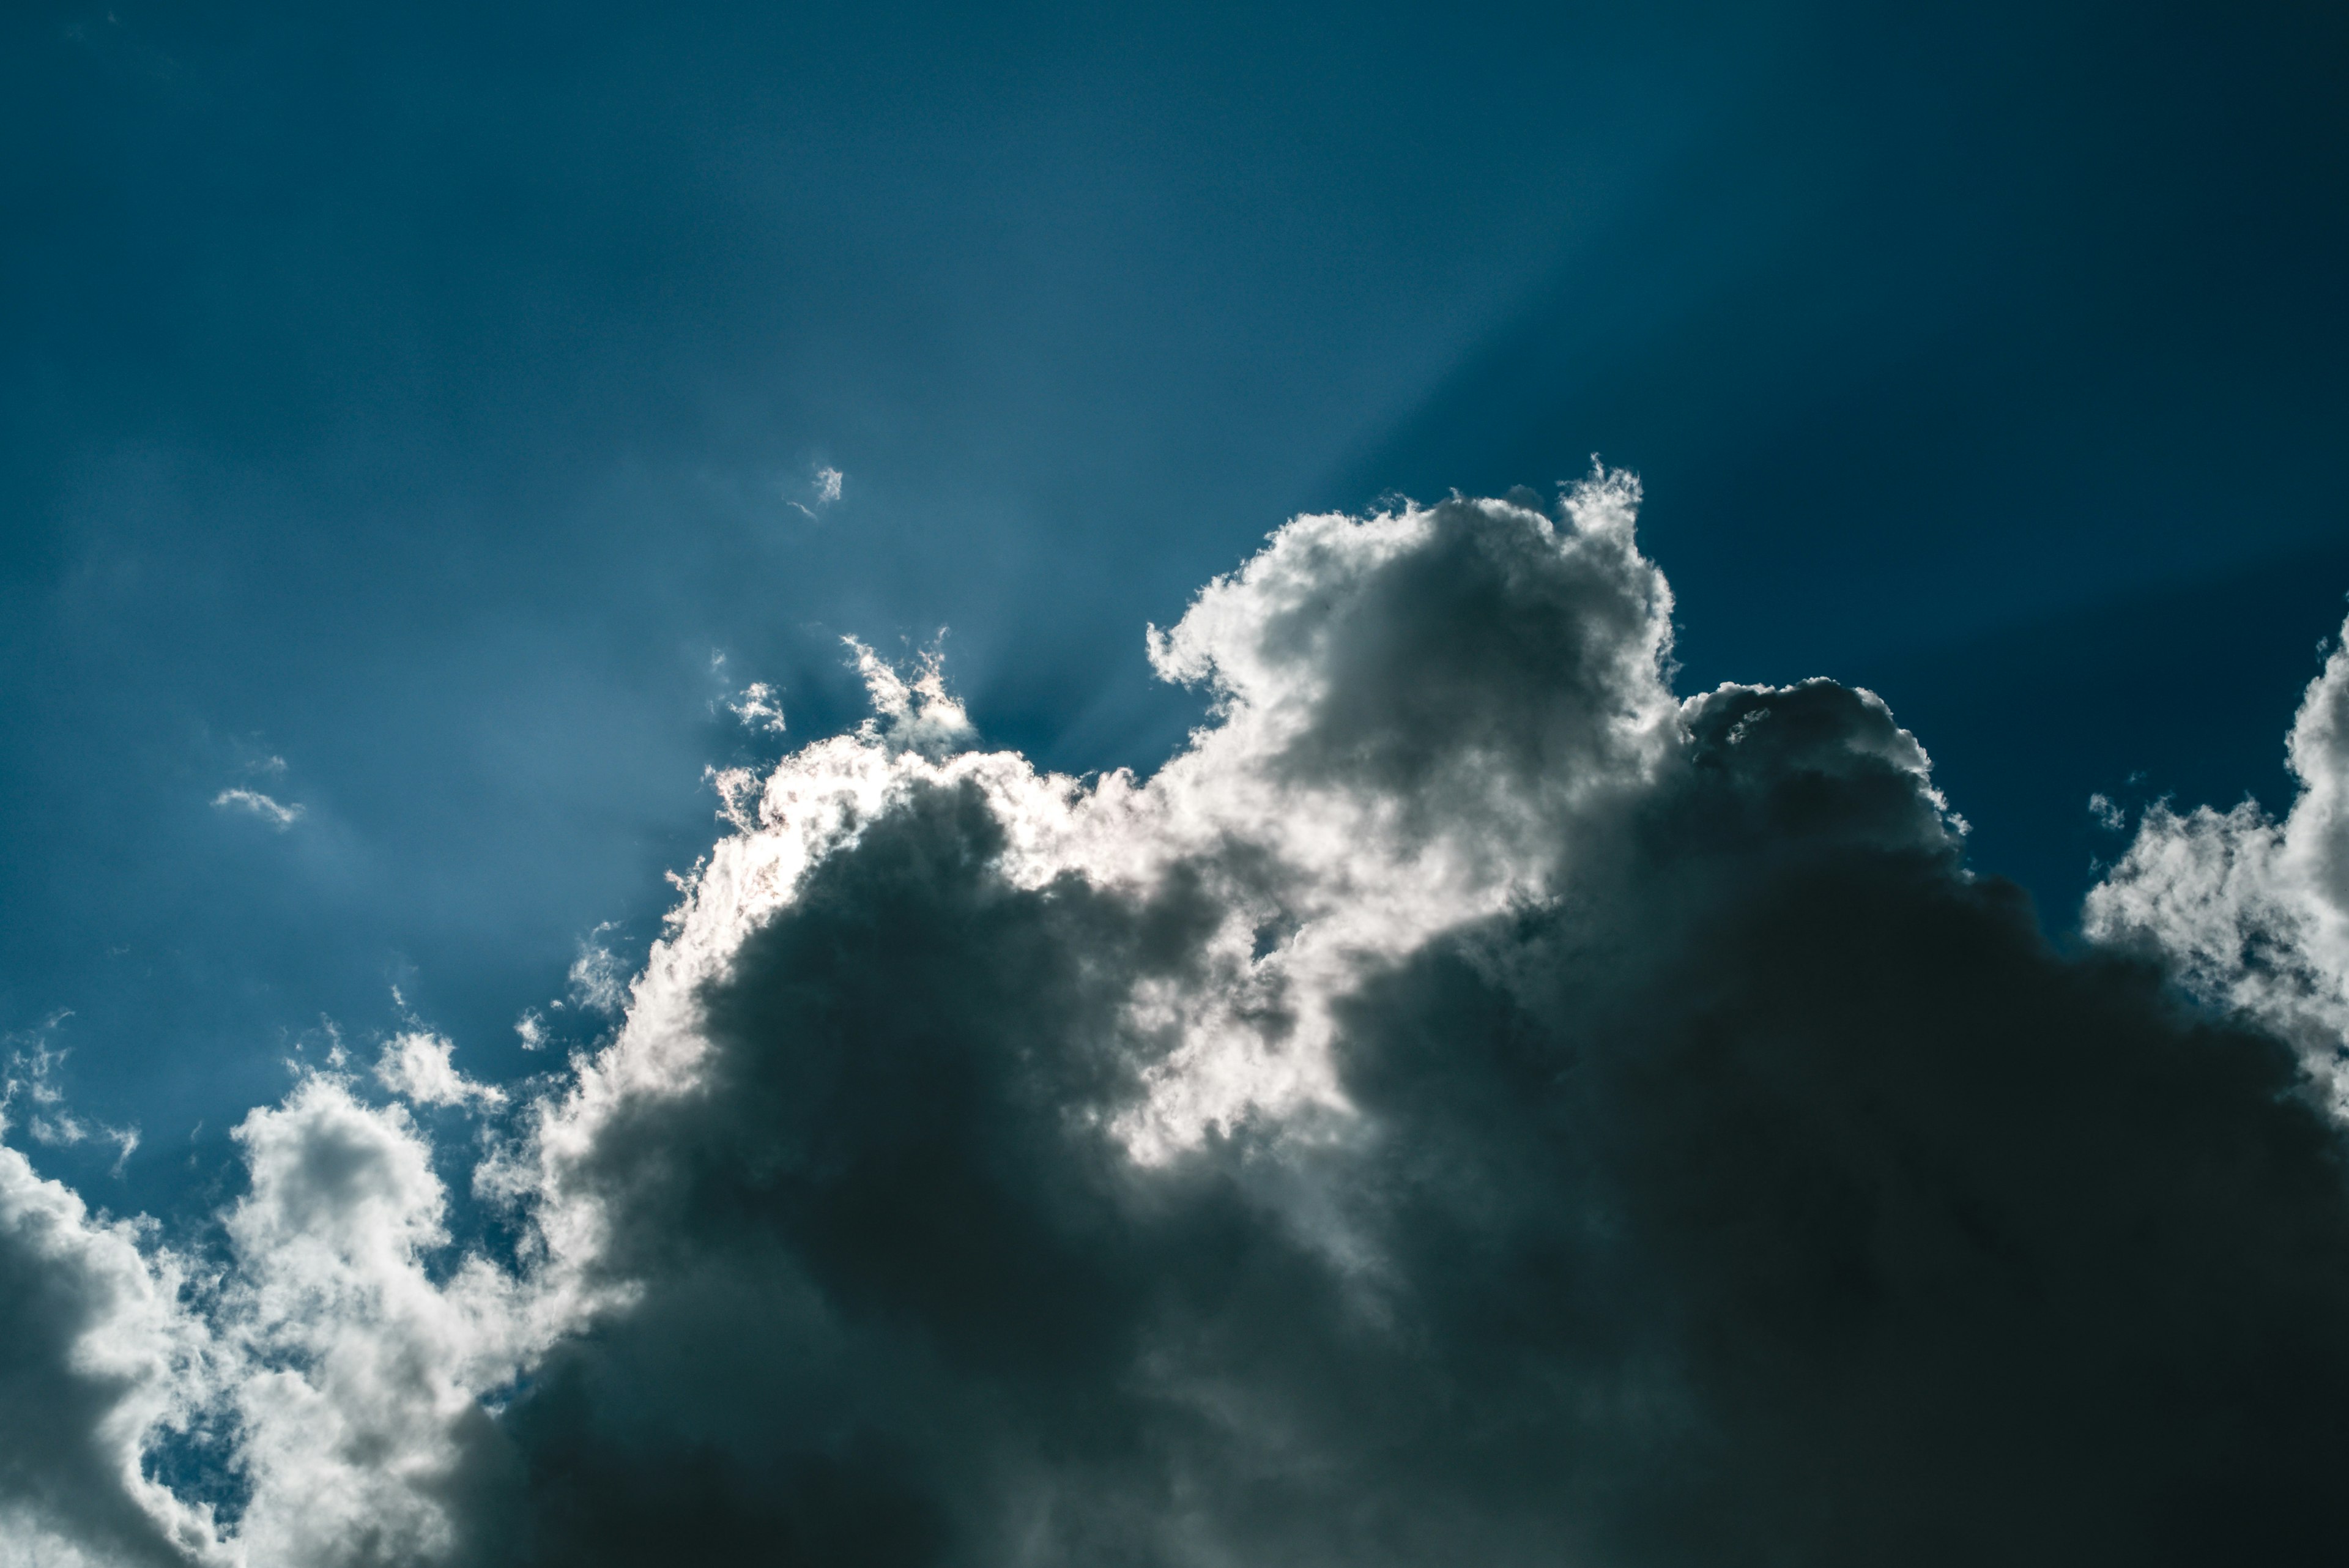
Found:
<box><xmin>209</xmin><ymin>1079</ymin><xmax>579</xmax><ymax>1568</ymax></box>
<box><xmin>2088</xmin><ymin>623</ymin><xmax>2349</xmax><ymax>1105</ymax></box>
<box><xmin>0</xmin><ymin>1147</ymin><xmax>217</xmax><ymax>1567</ymax></box>
<box><xmin>7</xmin><ymin>477</ymin><xmax>2349</xmax><ymax>1566</ymax></box>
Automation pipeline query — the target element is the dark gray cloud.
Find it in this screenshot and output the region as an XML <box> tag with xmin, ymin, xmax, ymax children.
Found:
<box><xmin>8</xmin><ymin>482</ymin><xmax>2349</xmax><ymax>1565</ymax></box>
<box><xmin>466</xmin><ymin>488</ymin><xmax>2349</xmax><ymax>1565</ymax></box>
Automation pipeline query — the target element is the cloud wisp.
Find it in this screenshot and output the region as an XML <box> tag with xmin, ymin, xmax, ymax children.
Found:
<box><xmin>9</xmin><ymin>477</ymin><xmax>2349</xmax><ymax>1565</ymax></box>
<box><xmin>209</xmin><ymin>790</ymin><xmax>303</xmax><ymax>831</ymax></box>
<box><xmin>787</xmin><ymin>464</ymin><xmax>845</xmax><ymax>519</ymax></box>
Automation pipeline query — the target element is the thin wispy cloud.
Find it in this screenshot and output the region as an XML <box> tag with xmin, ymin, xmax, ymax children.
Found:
<box><xmin>210</xmin><ymin>787</ymin><xmax>303</xmax><ymax>830</ymax></box>
<box><xmin>787</xmin><ymin>463</ymin><xmax>845</xmax><ymax>518</ymax></box>
<box><xmin>2</xmin><ymin>1021</ymin><xmax>140</xmax><ymax>1175</ymax></box>
<box><xmin>566</xmin><ymin>925</ymin><xmax>628</xmax><ymax>1015</ymax></box>
<box><xmin>721</xmin><ymin>680</ymin><xmax>787</xmax><ymax>734</ymax></box>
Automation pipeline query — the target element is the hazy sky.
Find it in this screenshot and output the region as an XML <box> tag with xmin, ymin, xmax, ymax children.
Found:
<box><xmin>4</xmin><ymin>6</ymin><xmax>2349</xmax><ymax>1563</ymax></box>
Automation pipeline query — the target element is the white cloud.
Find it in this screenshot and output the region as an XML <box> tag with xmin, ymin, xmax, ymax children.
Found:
<box><xmin>209</xmin><ymin>789</ymin><xmax>302</xmax><ymax>831</ymax></box>
<box><xmin>2087</xmin><ymin>619</ymin><xmax>2349</xmax><ymax>1106</ymax></box>
<box><xmin>785</xmin><ymin>464</ymin><xmax>844</xmax><ymax>518</ymax></box>
<box><xmin>3</xmin><ymin>1028</ymin><xmax>141</xmax><ymax>1175</ymax></box>
<box><xmin>214</xmin><ymin>1079</ymin><xmax>581</xmax><ymax>1568</ymax></box>
<box><xmin>566</xmin><ymin>929</ymin><xmax>628</xmax><ymax>1016</ymax></box>
<box><xmin>843</xmin><ymin>636</ymin><xmax>975</xmax><ymax>758</ymax></box>
<box><xmin>722</xmin><ymin>680</ymin><xmax>787</xmax><ymax>735</ymax></box>
<box><xmin>373</xmin><ymin>1032</ymin><xmax>505</xmax><ymax>1110</ymax></box>
<box><xmin>0</xmin><ymin>1143</ymin><xmax>220</xmax><ymax>1566</ymax></box>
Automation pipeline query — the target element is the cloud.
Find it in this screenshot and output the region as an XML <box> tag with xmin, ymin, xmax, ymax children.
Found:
<box><xmin>208</xmin><ymin>790</ymin><xmax>302</xmax><ymax>831</ymax></box>
<box><xmin>0</xmin><ymin>1147</ymin><xmax>217</xmax><ymax>1567</ymax></box>
<box><xmin>5</xmin><ymin>1024</ymin><xmax>142</xmax><ymax>1173</ymax></box>
<box><xmin>721</xmin><ymin>681</ymin><xmax>787</xmax><ymax>736</ymax></box>
<box><xmin>209</xmin><ymin>1077</ymin><xmax>592</xmax><ymax>1568</ymax></box>
<box><xmin>9</xmin><ymin>478</ymin><xmax>2349</xmax><ymax>1565</ymax></box>
<box><xmin>787</xmin><ymin>464</ymin><xmax>844</xmax><ymax>519</ymax></box>
<box><xmin>842</xmin><ymin>636</ymin><xmax>974</xmax><ymax>760</ymax></box>
<box><xmin>373</xmin><ymin>1033</ymin><xmax>506</xmax><ymax>1110</ymax></box>
<box><xmin>2085</xmin><ymin>623</ymin><xmax>2349</xmax><ymax>1107</ymax></box>
<box><xmin>566</xmin><ymin>929</ymin><xmax>629</xmax><ymax>1017</ymax></box>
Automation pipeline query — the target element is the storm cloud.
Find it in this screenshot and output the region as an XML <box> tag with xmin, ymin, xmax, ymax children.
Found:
<box><xmin>7</xmin><ymin>477</ymin><xmax>2349</xmax><ymax>1565</ymax></box>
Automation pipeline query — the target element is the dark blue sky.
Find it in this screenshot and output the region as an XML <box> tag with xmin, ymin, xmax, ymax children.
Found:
<box><xmin>5</xmin><ymin>0</ymin><xmax>2344</xmax><ymax>1211</ymax></box>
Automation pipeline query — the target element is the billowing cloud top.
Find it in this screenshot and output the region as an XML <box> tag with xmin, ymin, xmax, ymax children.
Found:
<box><xmin>9</xmin><ymin>477</ymin><xmax>2349</xmax><ymax>1567</ymax></box>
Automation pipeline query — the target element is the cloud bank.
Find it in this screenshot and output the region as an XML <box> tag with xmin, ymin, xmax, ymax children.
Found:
<box><xmin>9</xmin><ymin>477</ymin><xmax>2349</xmax><ymax>1566</ymax></box>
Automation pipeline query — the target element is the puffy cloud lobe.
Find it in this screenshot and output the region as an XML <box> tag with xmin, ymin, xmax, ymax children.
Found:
<box><xmin>373</xmin><ymin>1035</ymin><xmax>505</xmax><ymax>1110</ymax></box>
<box><xmin>0</xmin><ymin>1149</ymin><xmax>215</xmax><ymax>1567</ymax></box>
<box><xmin>8</xmin><ymin>478</ymin><xmax>2349</xmax><ymax>1565</ymax></box>
<box><xmin>2087</xmin><ymin>622</ymin><xmax>2349</xmax><ymax>1099</ymax></box>
<box><xmin>212</xmin><ymin>1081</ymin><xmax>576</xmax><ymax>1568</ymax></box>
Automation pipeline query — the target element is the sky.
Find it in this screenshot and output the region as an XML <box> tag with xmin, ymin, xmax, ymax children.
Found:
<box><xmin>4</xmin><ymin>2</ymin><xmax>2349</xmax><ymax>1564</ymax></box>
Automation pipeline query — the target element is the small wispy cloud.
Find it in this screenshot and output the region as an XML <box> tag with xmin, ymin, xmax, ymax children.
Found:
<box><xmin>787</xmin><ymin>463</ymin><xmax>845</xmax><ymax>519</ymax></box>
<box><xmin>724</xmin><ymin>680</ymin><xmax>788</xmax><ymax>735</ymax></box>
<box><xmin>2</xmin><ymin>1016</ymin><xmax>140</xmax><ymax>1173</ymax></box>
<box><xmin>373</xmin><ymin>1031</ymin><xmax>505</xmax><ymax>1110</ymax></box>
<box><xmin>568</xmin><ymin>926</ymin><xmax>629</xmax><ymax>1015</ymax></box>
<box><xmin>212</xmin><ymin>787</ymin><xmax>303</xmax><ymax>830</ymax></box>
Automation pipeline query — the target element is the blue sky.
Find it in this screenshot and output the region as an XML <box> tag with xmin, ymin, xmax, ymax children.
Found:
<box><xmin>5</xmin><ymin>1</ymin><xmax>2345</xmax><ymax>1203</ymax></box>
